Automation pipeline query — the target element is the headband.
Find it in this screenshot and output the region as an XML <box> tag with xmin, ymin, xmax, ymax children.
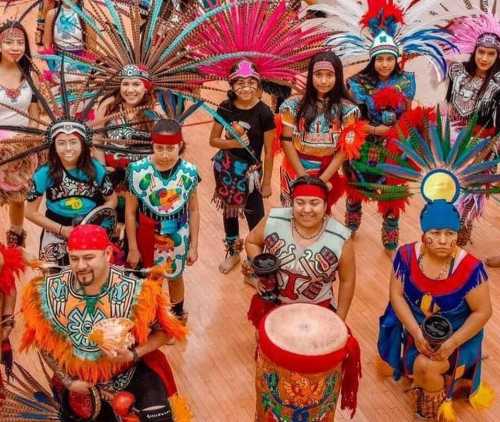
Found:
<box><xmin>0</xmin><ymin>27</ymin><xmax>24</xmax><ymax>42</ymax></box>
<box><xmin>477</xmin><ymin>33</ymin><xmax>500</xmax><ymax>51</ymax></box>
<box><xmin>152</xmin><ymin>132</ymin><xmax>183</xmax><ymax>145</ymax></box>
<box><xmin>313</xmin><ymin>61</ymin><xmax>335</xmax><ymax>73</ymax></box>
<box><xmin>292</xmin><ymin>184</ymin><xmax>328</xmax><ymax>201</ymax></box>
<box><xmin>49</xmin><ymin>120</ymin><xmax>89</xmax><ymax>143</ymax></box>
<box><xmin>67</xmin><ymin>225</ymin><xmax>112</xmax><ymax>251</ymax></box>
<box><xmin>369</xmin><ymin>31</ymin><xmax>400</xmax><ymax>59</ymax></box>
<box><xmin>120</xmin><ymin>64</ymin><xmax>151</xmax><ymax>80</ymax></box>
<box><xmin>229</xmin><ymin>60</ymin><xmax>261</xmax><ymax>82</ymax></box>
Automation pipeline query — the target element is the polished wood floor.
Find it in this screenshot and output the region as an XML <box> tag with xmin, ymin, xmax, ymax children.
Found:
<box><xmin>1</xmin><ymin>5</ymin><xmax>500</xmax><ymax>422</ymax></box>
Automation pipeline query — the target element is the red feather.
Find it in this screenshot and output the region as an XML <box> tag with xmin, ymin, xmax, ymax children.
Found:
<box><xmin>338</xmin><ymin>121</ymin><xmax>368</xmax><ymax>160</ymax></box>
<box><xmin>372</xmin><ymin>87</ymin><xmax>406</xmax><ymax>111</ymax></box>
<box><xmin>360</xmin><ymin>0</ymin><xmax>404</xmax><ymax>29</ymax></box>
<box><xmin>386</xmin><ymin>106</ymin><xmax>436</xmax><ymax>140</ymax></box>
<box><xmin>272</xmin><ymin>114</ymin><xmax>283</xmax><ymax>156</ymax></box>
<box><xmin>377</xmin><ymin>198</ymin><xmax>408</xmax><ymax>218</ymax></box>
<box><xmin>0</xmin><ymin>244</ymin><xmax>25</xmax><ymax>295</ymax></box>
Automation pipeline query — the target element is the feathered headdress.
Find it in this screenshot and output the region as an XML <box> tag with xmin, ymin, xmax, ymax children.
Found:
<box><xmin>194</xmin><ymin>0</ymin><xmax>328</xmax><ymax>90</ymax></box>
<box><xmin>354</xmin><ymin>111</ymin><xmax>500</xmax><ymax>204</ymax></box>
<box><xmin>449</xmin><ymin>10</ymin><xmax>500</xmax><ymax>55</ymax></box>
<box><xmin>309</xmin><ymin>0</ymin><xmax>476</xmax><ymax>79</ymax></box>
<box><xmin>0</xmin><ymin>57</ymin><xmax>152</xmax><ymax>168</ymax></box>
<box><xmin>39</xmin><ymin>0</ymin><xmax>260</xmax><ymax>100</ymax></box>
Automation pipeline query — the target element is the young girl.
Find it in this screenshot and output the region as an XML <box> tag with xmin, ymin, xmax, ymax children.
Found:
<box><xmin>25</xmin><ymin>127</ymin><xmax>116</xmax><ymax>265</ymax></box>
<box><xmin>126</xmin><ymin>119</ymin><xmax>200</xmax><ymax>322</ymax></box>
<box><xmin>0</xmin><ymin>21</ymin><xmax>41</xmax><ymax>247</ymax></box>
<box><xmin>209</xmin><ymin>60</ymin><xmax>275</xmax><ymax>275</ymax></box>
<box><xmin>345</xmin><ymin>51</ymin><xmax>415</xmax><ymax>253</ymax></box>
<box><xmin>279</xmin><ymin>51</ymin><xmax>361</xmax><ymax>210</ymax></box>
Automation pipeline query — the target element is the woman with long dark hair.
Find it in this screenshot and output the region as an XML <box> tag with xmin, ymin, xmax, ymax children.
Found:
<box><xmin>446</xmin><ymin>13</ymin><xmax>500</xmax><ymax>248</ymax></box>
<box><xmin>0</xmin><ymin>20</ymin><xmax>41</xmax><ymax>247</ymax></box>
<box><xmin>345</xmin><ymin>48</ymin><xmax>415</xmax><ymax>254</ymax></box>
<box><xmin>25</xmin><ymin>128</ymin><xmax>116</xmax><ymax>265</ymax></box>
<box><xmin>279</xmin><ymin>51</ymin><xmax>361</xmax><ymax>209</ymax></box>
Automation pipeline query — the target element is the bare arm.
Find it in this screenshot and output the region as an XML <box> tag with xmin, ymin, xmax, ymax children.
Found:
<box><xmin>336</xmin><ymin>239</ymin><xmax>356</xmax><ymax>320</ymax></box>
<box><xmin>125</xmin><ymin>192</ymin><xmax>139</xmax><ymax>253</ymax></box>
<box><xmin>261</xmin><ymin>128</ymin><xmax>275</xmax><ymax>195</ymax></box>
<box><xmin>245</xmin><ymin>215</ymin><xmax>268</xmax><ymax>259</ymax></box>
<box><xmin>25</xmin><ymin>197</ymin><xmax>67</xmax><ymax>236</ymax></box>
<box><xmin>93</xmin><ymin>99</ymin><xmax>114</xmax><ymax>163</ymax></box>
<box><xmin>43</xmin><ymin>9</ymin><xmax>55</xmax><ymax>49</ymax></box>
<box><xmin>187</xmin><ymin>190</ymin><xmax>200</xmax><ymax>265</ymax></box>
<box><xmin>320</xmin><ymin>150</ymin><xmax>346</xmax><ymax>184</ymax></box>
<box><xmin>209</xmin><ymin>121</ymin><xmax>242</xmax><ymax>150</ymax></box>
<box><xmin>135</xmin><ymin>330</ymin><xmax>170</xmax><ymax>358</ymax></box>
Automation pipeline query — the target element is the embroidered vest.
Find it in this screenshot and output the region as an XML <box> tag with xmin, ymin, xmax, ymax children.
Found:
<box><xmin>264</xmin><ymin>208</ymin><xmax>351</xmax><ymax>305</ymax></box>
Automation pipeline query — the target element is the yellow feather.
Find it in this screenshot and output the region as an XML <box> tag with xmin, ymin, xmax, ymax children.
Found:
<box><xmin>170</xmin><ymin>393</ymin><xmax>192</xmax><ymax>422</ymax></box>
<box><xmin>437</xmin><ymin>399</ymin><xmax>457</xmax><ymax>422</ymax></box>
<box><xmin>469</xmin><ymin>383</ymin><xmax>495</xmax><ymax>410</ymax></box>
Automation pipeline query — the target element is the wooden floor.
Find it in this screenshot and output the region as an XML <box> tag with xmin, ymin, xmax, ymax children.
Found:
<box><xmin>2</xmin><ymin>5</ymin><xmax>500</xmax><ymax>422</ymax></box>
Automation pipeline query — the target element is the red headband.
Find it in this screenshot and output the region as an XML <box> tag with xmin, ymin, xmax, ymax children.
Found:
<box><xmin>292</xmin><ymin>184</ymin><xmax>328</xmax><ymax>200</ymax></box>
<box><xmin>67</xmin><ymin>225</ymin><xmax>111</xmax><ymax>251</ymax></box>
<box><xmin>152</xmin><ymin>132</ymin><xmax>183</xmax><ymax>145</ymax></box>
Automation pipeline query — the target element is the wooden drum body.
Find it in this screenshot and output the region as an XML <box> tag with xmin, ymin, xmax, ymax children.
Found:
<box><xmin>256</xmin><ymin>303</ymin><xmax>349</xmax><ymax>422</ymax></box>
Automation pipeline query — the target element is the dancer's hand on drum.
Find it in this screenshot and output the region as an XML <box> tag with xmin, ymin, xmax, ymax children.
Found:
<box><xmin>431</xmin><ymin>338</ymin><xmax>457</xmax><ymax>362</ymax></box>
<box><xmin>127</xmin><ymin>249</ymin><xmax>141</xmax><ymax>268</ymax></box>
<box><xmin>414</xmin><ymin>330</ymin><xmax>433</xmax><ymax>357</ymax></box>
<box><xmin>68</xmin><ymin>380</ymin><xmax>94</xmax><ymax>394</ymax></box>
<box><xmin>187</xmin><ymin>248</ymin><xmax>198</xmax><ymax>266</ymax></box>
<box><xmin>241</xmin><ymin>259</ymin><xmax>253</xmax><ymax>277</ymax></box>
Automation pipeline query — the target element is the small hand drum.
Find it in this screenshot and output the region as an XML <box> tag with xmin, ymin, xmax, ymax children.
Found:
<box><xmin>78</xmin><ymin>206</ymin><xmax>118</xmax><ymax>239</ymax></box>
<box><xmin>422</xmin><ymin>315</ymin><xmax>453</xmax><ymax>351</ymax></box>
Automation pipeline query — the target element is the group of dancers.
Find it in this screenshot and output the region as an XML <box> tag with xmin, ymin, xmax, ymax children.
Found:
<box><xmin>0</xmin><ymin>0</ymin><xmax>499</xmax><ymax>420</ymax></box>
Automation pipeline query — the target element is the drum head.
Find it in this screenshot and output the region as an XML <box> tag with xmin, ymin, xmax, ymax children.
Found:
<box><xmin>264</xmin><ymin>303</ymin><xmax>348</xmax><ymax>356</ymax></box>
<box><xmin>80</xmin><ymin>206</ymin><xmax>117</xmax><ymax>239</ymax></box>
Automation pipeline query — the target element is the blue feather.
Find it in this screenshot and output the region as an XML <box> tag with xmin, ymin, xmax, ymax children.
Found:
<box><xmin>460</xmin><ymin>158</ymin><xmax>500</xmax><ymax>177</ymax></box>
<box><xmin>463</xmin><ymin>173</ymin><xmax>500</xmax><ymax>185</ymax></box>
<box><xmin>378</xmin><ymin>163</ymin><xmax>421</xmax><ymax>180</ymax></box>
<box><xmin>144</xmin><ymin>0</ymin><xmax>163</xmax><ymax>52</ymax></box>
<box><xmin>429</xmin><ymin>125</ymin><xmax>445</xmax><ymax>162</ymax></box>
<box><xmin>103</xmin><ymin>0</ymin><xmax>129</xmax><ymax>53</ymax></box>
<box><xmin>446</xmin><ymin>126</ymin><xmax>471</xmax><ymax>165</ymax></box>
<box><xmin>409</xmin><ymin>127</ymin><xmax>434</xmax><ymax>166</ymax></box>
<box><xmin>453</xmin><ymin>139</ymin><xmax>491</xmax><ymax>169</ymax></box>
<box><xmin>397</xmin><ymin>140</ymin><xmax>429</xmax><ymax>169</ymax></box>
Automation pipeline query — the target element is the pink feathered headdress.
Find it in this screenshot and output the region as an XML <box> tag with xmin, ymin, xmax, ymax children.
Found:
<box><xmin>196</xmin><ymin>0</ymin><xmax>328</xmax><ymax>88</ymax></box>
<box><xmin>451</xmin><ymin>13</ymin><xmax>500</xmax><ymax>55</ymax></box>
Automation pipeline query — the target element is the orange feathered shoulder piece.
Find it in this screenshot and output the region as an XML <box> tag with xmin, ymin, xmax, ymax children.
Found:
<box><xmin>20</xmin><ymin>271</ymin><xmax>187</xmax><ymax>384</ymax></box>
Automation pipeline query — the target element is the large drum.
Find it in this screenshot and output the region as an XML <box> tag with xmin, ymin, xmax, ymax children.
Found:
<box><xmin>256</xmin><ymin>303</ymin><xmax>360</xmax><ymax>421</ymax></box>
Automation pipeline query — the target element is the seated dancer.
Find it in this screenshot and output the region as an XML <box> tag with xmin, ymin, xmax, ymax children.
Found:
<box><xmin>378</xmin><ymin>200</ymin><xmax>493</xmax><ymax>421</ymax></box>
<box><xmin>198</xmin><ymin>0</ymin><xmax>327</xmax><ymax>276</ymax></box>
<box><xmin>312</xmin><ymin>0</ymin><xmax>458</xmax><ymax>253</ymax></box>
<box><xmin>25</xmin><ymin>122</ymin><xmax>116</xmax><ymax>265</ymax></box>
<box><xmin>11</xmin><ymin>225</ymin><xmax>189</xmax><ymax>421</ymax></box>
<box><xmin>373</xmin><ymin>114</ymin><xmax>499</xmax><ymax>421</ymax></box>
<box><xmin>126</xmin><ymin>117</ymin><xmax>200</xmax><ymax>323</ymax></box>
<box><xmin>245</xmin><ymin>176</ymin><xmax>356</xmax><ymax>327</ymax></box>
<box><xmin>445</xmin><ymin>11</ymin><xmax>500</xmax><ymax>246</ymax></box>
